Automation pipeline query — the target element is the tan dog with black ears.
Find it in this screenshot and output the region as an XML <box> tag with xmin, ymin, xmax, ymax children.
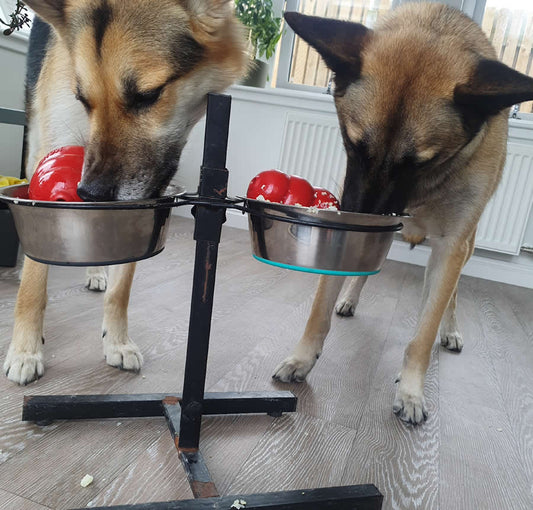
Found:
<box><xmin>4</xmin><ymin>0</ymin><xmax>247</xmax><ymax>385</ymax></box>
<box><xmin>275</xmin><ymin>3</ymin><xmax>533</xmax><ymax>425</ymax></box>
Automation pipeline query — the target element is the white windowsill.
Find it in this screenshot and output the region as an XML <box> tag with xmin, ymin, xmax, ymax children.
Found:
<box><xmin>228</xmin><ymin>84</ymin><xmax>336</xmax><ymax>114</ymax></box>
<box><xmin>508</xmin><ymin>117</ymin><xmax>533</xmax><ymax>141</ymax></box>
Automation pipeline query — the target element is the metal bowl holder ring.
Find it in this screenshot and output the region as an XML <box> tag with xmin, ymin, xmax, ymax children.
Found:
<box><xmin>13</xmin><ymin>95</ymin><xmax>384</xmax><ymax>509</ymax></box>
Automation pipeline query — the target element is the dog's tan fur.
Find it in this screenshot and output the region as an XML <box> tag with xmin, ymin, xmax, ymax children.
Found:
<box><xmin>4</xmin><ymin>0</ymin><xmax>247</xmax><ymax>385</ymax></box>
<box><xmin>275</xmin><ymin>3</ymin><xmax>533</xmax><ymax>424</ymax></box>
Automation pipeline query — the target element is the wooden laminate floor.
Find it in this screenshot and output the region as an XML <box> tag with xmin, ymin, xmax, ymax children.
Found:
<box><xmin>0</xmin><ymin>216</ymin><xmax>532</xmax><ymax>510</ymax></box>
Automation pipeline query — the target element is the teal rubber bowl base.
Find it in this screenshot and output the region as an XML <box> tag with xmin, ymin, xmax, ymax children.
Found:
<box><xmin>252</xmin><ymin>255</ymin><xmax>380</xmax><ymax>276</ymax></box>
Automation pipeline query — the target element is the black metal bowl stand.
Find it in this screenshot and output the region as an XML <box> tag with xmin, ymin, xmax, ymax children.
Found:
<box><xmin>20</xmin><ymin>94</ymin><xmax>383</xmax><ymax>510</ymax></box>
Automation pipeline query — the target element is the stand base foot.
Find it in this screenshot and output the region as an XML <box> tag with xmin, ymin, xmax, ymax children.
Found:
<box><xmin>80</xmin><ymin>484</ymin><xmax>383</xmax><ymax>509</ymax></box>
<box><xmin>22</xmin><ymin>391</ymin><xmax>297</xmax><ymax>422</ymax></box>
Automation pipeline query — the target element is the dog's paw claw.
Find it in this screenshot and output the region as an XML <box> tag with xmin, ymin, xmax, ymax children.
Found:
<box><xmin>86</xmin><ymin>274</ymin><xmax>107</xmax><ymax>292</ymax></box>
<box><xmin>104</xmin><ymin>342</ymin><xmax>143</xmax><ymax>372</ymax></box>
<box><xmin>86</xmin><ymin>267</ymin><xmax>108</xmax><ymax>292</ymax></box>
<box><xmin>335</xmin><ymin>300</ymin><xmax>357</xmax><ymax>317</ymax></box>
<box><xmin>4</xmin><ymin>352</ymin><xmax>44</xmax><ymax>385</ymax></box>
<box><xmin>393</xmin><ymin>392</ymin><xmax>428</xmax><ymax>425</ymax></box>
<box><xmin>440</xmin><ymin>331</ymin><xmax>464</xmax><ymax>352</ymax></box>
<box><xmin>272</xmin><ymin>356</ymin><xmax>315</xmax><ymax>383</ymax></box>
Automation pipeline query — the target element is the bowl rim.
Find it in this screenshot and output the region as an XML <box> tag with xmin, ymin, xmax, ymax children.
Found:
<box><xmin>242</xmin><ymin>197</ymin><xmax>406</xmax><ymax>232</ymax></box>
<box><xmin>0</xmin><ymin>183</ymin><xmax>186</xmax><ymax>210</ymax></box>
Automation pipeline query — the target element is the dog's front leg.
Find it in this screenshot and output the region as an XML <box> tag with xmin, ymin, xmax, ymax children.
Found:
<box><xmin>4</xmin><ymin>257</ymin><xmax>48</xmax><ymax>385</ymax></box>
<box><xmin>101</xmin><ymin>263</ymin><xmax>143</xmax><ymax>371</ymax></box>
<box><xmin>394</xmin><ymin>236</ymin><xmax>471</xmax><ymax>424</ymax></box>
<box><xmin>273</xmin><ymin>275</ymin><xmax>345</xmax><ymax>382</ymax></box>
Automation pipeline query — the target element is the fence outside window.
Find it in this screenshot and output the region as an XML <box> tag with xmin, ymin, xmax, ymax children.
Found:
<box><xmin>278</xmin><ymin>0</ymin><xmax>393</xmax><ymax>90</ymax></box>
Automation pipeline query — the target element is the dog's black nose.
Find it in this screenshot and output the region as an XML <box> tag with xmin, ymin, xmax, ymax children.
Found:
<box><xmin>77</xmin><ymin>182</ymin><xmax>116</xmax><ymax>202</ymax></box>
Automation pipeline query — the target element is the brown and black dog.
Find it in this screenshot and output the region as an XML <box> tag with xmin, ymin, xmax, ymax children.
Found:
<box><xmin>274</xmin><ymin>3</ymin><xmax>533</xmax><ymax>424</ymax></box>
<box><xmin>4</xmin><ymin>0</ymin><xmax>247</xmax><ymax>385</ymax></box>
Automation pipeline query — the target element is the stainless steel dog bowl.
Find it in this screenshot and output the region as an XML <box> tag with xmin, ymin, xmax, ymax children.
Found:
<box><xmin>0</xmin><ymin>184</ymin><xmax>184</xmax><ymax>266</ymax></box>
<box><xmin>245</xmin><ymin>198</ymin><xmax>403</xmax><ymax>275</ymax></box>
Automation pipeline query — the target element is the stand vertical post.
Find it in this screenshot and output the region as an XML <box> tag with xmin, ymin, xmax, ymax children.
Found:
<box><xmin>179</xmin><ymin>94</ymin><xmax>230</xmax><ymax>451</ymax></box>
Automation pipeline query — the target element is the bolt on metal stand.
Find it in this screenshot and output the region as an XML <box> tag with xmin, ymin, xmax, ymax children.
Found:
<box><xmin>20</xmin><ymin>94</ymin><xmax>383</xmax><ymax>510</ymax></box>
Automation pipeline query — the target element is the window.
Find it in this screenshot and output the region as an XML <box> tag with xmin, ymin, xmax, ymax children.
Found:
<box><xmin>275</xmin><ymin>0</ymin><xmax>394</xmax><ymax>91</ymax></box>
<box><xmin>274</xmin><ymin>0</ymin><xmax>533</xmax><ymax>117</ymax></box>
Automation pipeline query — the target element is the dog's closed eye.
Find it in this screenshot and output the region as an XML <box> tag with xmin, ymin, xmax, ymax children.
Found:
<box><xmin>75</xmin><ymin>84</ymin><xmax>92</xmax><ymax>112</ymax></box>
<box><xmin>128</xmin><ymin>86</ymin><xmax>164</xmax><ymax>111</ymax></box>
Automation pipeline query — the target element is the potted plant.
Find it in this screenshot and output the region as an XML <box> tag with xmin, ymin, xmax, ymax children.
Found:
<box><xmin>234</xmin><ymin>0</ymin><xmax>283</xmax><ymax>88</ymax></box>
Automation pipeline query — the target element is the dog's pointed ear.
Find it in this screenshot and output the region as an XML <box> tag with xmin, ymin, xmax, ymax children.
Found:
<box><xmin>454</xmin><ymin>59</ymin><xmax>533</xmax><ymax>116</ymax></box>
<box><xmin>185</xmin><ymin>0</ymin><xmax>235</xmax><ymax>36</ymax></box>
<box><xmin>284</xmin><ymin>12</ymin><xmax>370</xmax><ymax>75</ymax></box>
<box><xmin>23</xmin><ymin>0</ymin><xmax>66</xmax><ymax>30</ymax></box>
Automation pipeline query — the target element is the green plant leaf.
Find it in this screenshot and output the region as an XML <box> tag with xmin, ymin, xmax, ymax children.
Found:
<box><xmin>234</xmin><ymin>0</ymin><xmax>283</xmax><ymax>60</ymax></box>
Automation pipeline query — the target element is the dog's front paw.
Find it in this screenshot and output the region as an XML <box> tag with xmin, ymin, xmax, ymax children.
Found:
<box><xmin>4</xmin><ymin>350</ymin><xmax>44</xmax><ymax>385</ymax></box>
<box><xmin>103</xmin><ymin>339</ymin><xmax>143</xmax><ymax>372</ymax></box>
<box><xmin>335</xmin><ymin>298</ymin><xmax>358</xmax><ymax>317</ymax></box>
<box><xmin>86</xmin><ymin>267</ymin><xmax>108</xmax><ymax>292</ymax></box>
<box><xmin>440</xmin><ymin>331</ymin><xmax>463</xmax><ymax>352</ymax></box>
<box><xmin>393</xmin><ymin>386</ymin><xmax>428</xmax><ymax>425</ymax></box>
<box><xmin>272</xmin><ymin>355</ymin><xmax>316</xmax><ymax>383</ymax></box>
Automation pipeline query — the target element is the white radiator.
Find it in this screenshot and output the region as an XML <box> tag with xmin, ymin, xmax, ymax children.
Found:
<box><xmin>278</xmin><ymin>113</ymin><xmax>346</xmax><ymax>196</ymax></box>
<box><xmin>476</xmin><ymin>142</ymin><xmax>533</xmax><ymax>255</ymax></box>
<box><xmin>279</xmin><ymin>113</ymin><xmax>533</xmax><ymax>255</ymax></box>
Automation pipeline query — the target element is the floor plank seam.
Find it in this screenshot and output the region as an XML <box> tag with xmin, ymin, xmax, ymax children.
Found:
<box><xmin>225</xmin><ymin>412</ymin><xmax>358</xmax><ymax>496</ymax></box>
<box><xmin>499</xmin><ymin>287</ymin><xmax>533</xmax><ymax>344</ymax></box>
<box><xmin>0</xmin><ymin>487</ymin><xmax>55</xmax><ymax>510</ymax></box>
<box><xmin>219</xmin><ymin>415</ymin><xmax>279</xmax><ymax>495</ymax></box>
<box><xmin>0</xmin><ymin>418</ymin><xmax>67</xmax><ymax>471</ymax></box>
<box><xmin>437</xmin><ymin>342</ymin><xmax>442</xmax><ymax>510</ymax></box>
<box><xmin>79</xmin><ymin>429</ymin><xmax>170</xmax><ymax>507</ymax></box>
<box><xmin>201</xmin><ymin>402</ymin><xmax>278</xmax><ymax>492</ymax></box>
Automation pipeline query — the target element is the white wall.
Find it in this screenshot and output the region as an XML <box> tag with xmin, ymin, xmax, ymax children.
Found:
<box><xmin>176</xmin><ymin>86</ymin><xmax>334</xmax><ymax>198</ymax></box>
<box><xmin>0</xmin><ymin>33</ymin><xmax>26</xmax><ymax>178</ymax></box>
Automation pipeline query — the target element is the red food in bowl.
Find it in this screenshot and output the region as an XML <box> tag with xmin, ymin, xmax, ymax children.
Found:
<box><xmin>282</xmin><ymin>175</ymin><xmax>315</xmax><ymax>207</ymax></box>
<box><xmin>313</xmin><ymin>187</ymin><xmax>340</xmax><ymax>209</ymax></box>
<box><xmin>246</xmin><ymin>169</ymin><xmax>290</xmax><ymax>203</ymax></box>
<box><xmin>28</xmin><ymin>146</ymin><xmax>84</xmax><ymax>202</ymax></box>
<box><xmin>247</xmin><ymin>169</ymin><xmax>338</xmax><ymax>209</ymax></box>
